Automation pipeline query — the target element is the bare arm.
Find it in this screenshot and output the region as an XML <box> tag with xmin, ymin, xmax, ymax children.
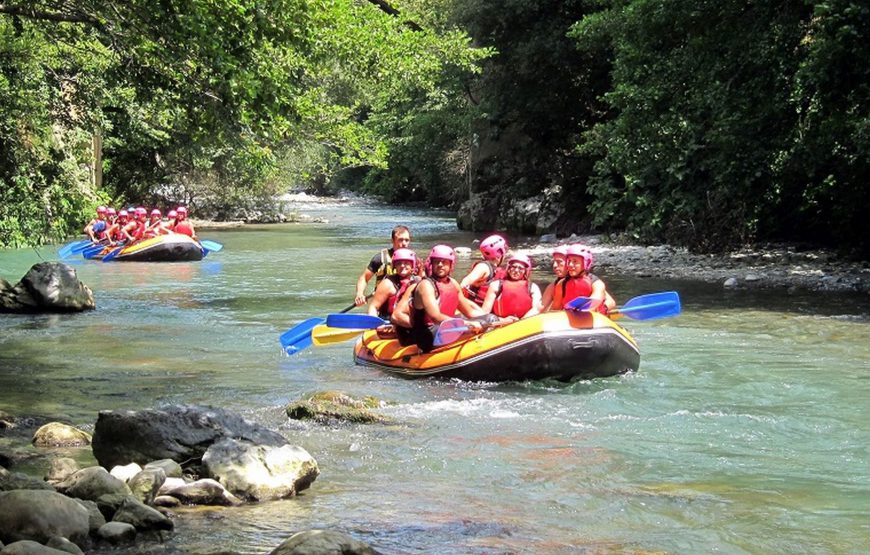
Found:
<box><xmin>355</xmin><ymin>269</ymin><xmax>375</xmax><ymax>306</ymax></box>
<box><xmin>390</xmin><ymin>284</ymin><xmax>415</xmax><ymax>328</ymax></box>
<box><xmin>479</xmin><ymin>280</ymin><xmax>501</xmax><ymax>314</ymax></box>
<box><xmin>367</xmin><ymin>280</ymin><xmax>395</xmax><ymax>317</ymax></box>
<box><xmin>522</xmin><ymin>283</ymin><xmax>543</xmax><ymax>318</ymax></box>
<box><xmin>541</xmin><ymin>282</ymin><xmax>555</xmax><ymax>311</ymax></box>
<box><xmin>459</xmin><ymin>263</ymin><xmax>490</xmax><ymax>291</ymax></box>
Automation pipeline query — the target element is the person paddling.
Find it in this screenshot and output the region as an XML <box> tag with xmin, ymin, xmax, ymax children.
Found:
<box><xmin>480</xmin><ymin>253</ymin><xmax>542</xmax><ymax>321</ymax></box>
<box><xmin>120</xmin><ymin>207</ymin><xmax>148</xmax><ymax>244</ymax></box>
<box><xmin>391</xmin><ymin>244</ymin><xmax>490</xmax><ymax>353</ymax></box>
<box><xmin>367</xmin><ymin>248</ymin><xmax>420</xmax><ymax>320</ymax></box>
<box><xmin>355</xmin><ymin>225</ymin><xmax>412</xmax><ymax>307</ymax></box>
<box><xmin>549</xmin><ymin>244</ymin><xmax>615</xmax><ymax>313</ymax></box>
<box><xmin>105</xmin><ymin>210</ymin><xmax>130</xmax><ymax>246</ymax></box>
<box><xmin>145</xmin><ymin>209</ymin><xmax>172</xmax><ymax>237</ymax></box>
<box><xmin>460</xmin><ymin>234</ymin><xmax>508</xmax><ymax>306</ymax></box>
<box><xmin>83</xmin><ymin>206</ymin><xmax>108</xmax><ymax>242</ymax></box>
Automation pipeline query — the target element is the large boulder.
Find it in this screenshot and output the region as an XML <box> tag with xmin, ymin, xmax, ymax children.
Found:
<box><xmin>202</xmin><ymin>439</ymin><xmax>319</xmax><ymax>501</ymax></box>
<box><xmin>31</xmin><ymin>423</ymin><xmax>91</xmax><ymax>448</ymax></box>
<box><xmin>0</xmin><ymin>490</ymin><xmax>90</xmax><ymax>547</ymax></box>
<box><xmin>0</xmin><ymin>263</ymin><xmax>94</xmax><ymax>313</ymax></box>
<box><xmin>54</xmin><ymin>467</ymin><xmax>131</xmax><ymax>501</ymax></box>
<box><xmin>91</xmin><ymin>405</ymin><xmax>289</xmax><ymax>469</ymax></box>
<box><xmin>269</xmin><ymin>530</ymin><xmax>381</xmax><ymax>555</ymax></box>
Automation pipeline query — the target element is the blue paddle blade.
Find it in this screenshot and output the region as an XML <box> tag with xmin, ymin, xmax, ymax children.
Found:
<box><xmin>279</xmin><ymin>317</ymin><xmax>325</xmax><ymax>351</ymax></box>
<box><xmin>565</xmin><ymin>296</ymin><xmax>604</xmax><ymax>312</ymax></box>
<box><xmin>200</xmin><ymin>239</ymin><xmax>223</xmax><ymax>252</ymax></box>
<box><xmin>433</xmin><ymin>318</ymin><xmax>470</xmax><ymax>347</ymax></box>
<box><xmin>102</xmin><ymin>246</ymin><xmax>123</xmax><ymax>262</ymax></box>
<box><xmin>284</xmin><ymin>333</ymin><xmax>314</xmax><ymax>355</ymax></box>
<box><xmin>58</xmin><ymin>240</ymin><xmax>92</xmax><ymax>259</ymax></box>
<box><xmin>616</xmin><ymin>291</ymin><xmax>681</xmax><ymax>320</ymax></box>
<box><xmin>82</xmin><ymin>245</ymin><xmax>107</xmax><ymax>259</ymax></box>
<box><xmin>325</xmin><ymin>313</ymin><xmax>387</xmax><ymax>329</ymax></box>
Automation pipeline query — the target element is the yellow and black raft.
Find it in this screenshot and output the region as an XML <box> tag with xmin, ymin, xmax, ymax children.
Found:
<box><xmin>92</xmin><ymin>235</ymin><xmax>204</xmax><ymax>262</ymax></box>
<box><xmin>352</xmin><ymin>310</ymin><xmax>640</xmax><ymax>382</ymax></box>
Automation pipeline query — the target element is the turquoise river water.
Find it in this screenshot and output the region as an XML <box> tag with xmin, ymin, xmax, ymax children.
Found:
<box><xmin>1</xmin><ymin>199</ymin><xmax>868</xmax><ymax>554</ymax></box>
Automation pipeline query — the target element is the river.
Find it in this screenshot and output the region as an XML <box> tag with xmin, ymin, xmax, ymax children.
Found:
<box><xmin>1</xmin><ymin>199</ymin><xmax>868</xmax><ymax>554</ymax></box>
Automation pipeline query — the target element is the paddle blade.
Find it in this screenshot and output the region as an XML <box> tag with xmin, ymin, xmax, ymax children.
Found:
<box><xmin>284</xmin><ymin>334</ymin><xmax>314</xmax><ymax>355</ymax></box>
<box><xmin>433</xmin><ymin>318</ymin><xmax>470</xmax><ymax>347</ymax></box>
<box><xmin>279</xmin><ymin>317</ymin><xmax>325</xmax><ymax>351</ymax></box>
<box><xmin>82</xmin><ymin>245</ymin><xmax>106</xmax><ymax>259</ymax></box>
<box><xmin>565</xmin><ymin>296</ymin><xmax>604</xmax><ymax>312</ymax></box>
<box><xmin>200</xmin><ymin>239</ymin><xmax>223</xmax><ymax>252</ymax></box>
<box><xmin>325</xmin><ymin>313</ymin><xmax>386</xmax><ymax>330</ymax></box>
<box><xmin>615</xmin><ymin>291</ymin><xmax>681</xmax><ymax>320</ymax></box>
<box><xmin>311</xmin><ymin>324</ymin><xmax>366</xmax><ymax>346</ymax></box>
<box><xmin>102</xmin><ymin>246</ymin><xmax>123</xmax><ymax>262</ymax></box>
<box><xmin>58</xmin><ymin>240</ymin><xmax>92</xmax><ymax>259</ymax></box>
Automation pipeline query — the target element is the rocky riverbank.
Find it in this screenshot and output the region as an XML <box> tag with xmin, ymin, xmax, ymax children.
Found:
<box><xmin>519</xmin><ymin>235</ymin><xmax>869</xmax><ymax>294</ymax></box>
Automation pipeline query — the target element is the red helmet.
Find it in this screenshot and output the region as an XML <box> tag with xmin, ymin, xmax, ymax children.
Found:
<box><xmin>552</xmin><ymin>245</ymin><xmax>568</xmax><ymax>259</ymax></box>
<box><xmin>391</xmin><ymin>248</ymin><xmax>416</xmax><ymax>266</ymax></box>
<box><xmin>150</xmin><ymin>209</ymin><xmax>161</xmax><ymax>217</ymax></box>
<box><xmin>96</xmin><ymin>206</ymin><xmax>107</xmax><ymax>214</ymax></box>
<box><xmin>167</xmin><ymin>210</ymin><xmax>177</xmax><ymax>219</ymax></box>
<box><xmin>479</xmin><ymin>234</ymin><xmax>507</xmax><ymax>261</ymax></box>
<box><xmin>424</xmin><ymin>244</ymin><xmax>455</xmax><ymax>275</ymax></box>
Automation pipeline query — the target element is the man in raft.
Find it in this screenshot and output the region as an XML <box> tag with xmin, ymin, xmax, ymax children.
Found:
<box><xmin>354</xmin><ymin>224</ymin><xmax>412</xmax><ymax>307</ymax></box>
<box><xmin>479</xmin><ymin>253</ymin><xmax>542</xmax><ymax>321</ymax></box>
<box><xmin>460</xmin><ymin>234</ymin><xmax>508</xmax><ymax>306</ymax></box>
<box><xmin>391</xmin><ymin>244</ymin><xmax>492</xmax><ymax>353</ymax></box>
<box><xmin>541</xmin><ymin>244</ymin><xmax>568</xmax><ymax>311</ymax></box>
<box><xmin>83</xmin><ymin>206</ymin><xmax>109</xmax><ymax>242</ymax></box>
<box><xmin>173</xmin><ymin>206</ymin><xmax>196</xmax><ymax>239</ymax></box>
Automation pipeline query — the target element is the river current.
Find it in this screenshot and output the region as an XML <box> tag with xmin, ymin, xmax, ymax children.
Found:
<box><xmin>1</xmin><ymin>199</ymin><xmax>868</xmax><ymax>554</ymax></box>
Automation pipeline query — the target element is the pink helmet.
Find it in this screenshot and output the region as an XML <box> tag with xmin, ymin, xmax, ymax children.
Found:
<box><xmin>176</xmin><ymin>206</ymin><xmax>188</xmax><ymax>215</ymax></box>
<box><xmin>552</xmin><ymin>245</ymin><xmax>569</xmax><ymax>259</ymax></box>
<box><xmin>167</xmin><ymin>210</ymin><xmax>177</xmax><ymax>218</ymax></box>
<box><xmin>118</xmin><ymin>210</ymin><xmax>129</xmax><ymax>219</ymax></box>
<box><xmin>566</xmin><ymin>244</ymin><xmax>594</xmax><ymax>271</ymax></box>
<box><xmin>507</xmin><ymin>253</ymin><xmax>533</xmax><ymax>279</ymax></box>
<box><xmin>97</xmin><ymin>206</ymin><xmax>107</xmax><ymax>214</ymax></box>
<box><xmin>107</xmin><ymin>207</ymin><xmax>117</xmax><ymax>216</ymax></box>
<box><xmin>425</xmin><ymin>244</ymin><xmax>455</xmax><ymax>275</ymax></box>
<box><xmin>479</xmin><ymin>234</ymin><xmax>507</xmax><ymax>261</ymax></box>
<box><xmin>150</xmin><ymin>208</ymin><xmax>161</xmax><ymax>217</ymax></box>
<box><xmin>135</xmin><ymin>206</ymin><xmax>147</xmax><ymax>215</ymax></box>
<box><xmin>391</xmin><ymin>248</ymin><xmax>416</xmax><ymax>265</ymax></box>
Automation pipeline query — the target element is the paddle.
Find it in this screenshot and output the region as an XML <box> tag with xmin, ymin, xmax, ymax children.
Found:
<box><xmin>311</xmin><ymin>324</ymin><xmax>368</xmax><ymax>346</ymax></box>
<box><xmin>280</xmin><ymin>300</ymin><xmax>365</xmax><ymax>355</ymax></box>
<box><xmin>432</xmin><ymin>318</ymin><xmax>472</xmax><ymax>347</ymax></box>
<box><xmin>81</xmin><ymin>244</ymin><xmax>107</xmax><ymax>259</ymax></box>
<box><xmin>58</xmin><ymin>240</ymin><xmax>93</xmax><ymax>259</ymax></box>
<box><xmin>325</xmin><ymin>313</ymin><xmax>388</xmax><ymax>330</ymax></box>
<box><xmin>200</xmin><ymin>239</ymin><xmax>223</xmax><ymax>252</ymax></box>
<box><xmin>566</xmin><ymin>291</ymin><xmax>681</xmax><ymax>320</ymax></box>
<box><xmin>101</xmin><ymin>245</ymin><xmax>124</xmax><ymax>262</ymax></box>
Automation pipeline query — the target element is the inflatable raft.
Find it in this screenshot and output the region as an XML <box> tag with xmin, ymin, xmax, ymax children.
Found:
<box><xmin>353</xmin><ymin>310</ymin><xmax>640</xmax><ymax>382</ymax></box>
<box><xmin>90</xmin><ymin>235</ymin><xmax>204</xmax><ymax>262</ymax></box>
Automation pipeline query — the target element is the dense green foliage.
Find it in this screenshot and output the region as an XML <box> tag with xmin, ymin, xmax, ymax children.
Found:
<box><xmin>0</xmin><ymin>0</ymin><xmax>487</xmax><ymax>246</ymax></box>
<box><xmin>2</xmin><ymin>1</ymin><xmax>868</xmax><ymax>254</ymax></box>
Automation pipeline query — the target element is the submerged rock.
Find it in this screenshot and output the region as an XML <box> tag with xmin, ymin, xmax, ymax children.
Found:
<box><xmin>285</xmin><ymin>391</ymin><xmax>388</xmax><ymax>424</ymax></box>
<box><xmin>0</xmin><ymin>263</ymin><xmax>94</xmax><ymax>313</ymax></box>
<box><xmin>269</xmin><ymin>530</ymin><xmax>381</xmax><ymax>555</ymax></box>
<box><xmin>31</xmin><ymin>423</ymin><xmax>92</xmax><ymax>448</ymax></box>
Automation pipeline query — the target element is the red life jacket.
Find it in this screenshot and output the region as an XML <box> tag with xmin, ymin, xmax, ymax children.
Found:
<box><xmin>414</xmin><ymin>277</ymin><xmax>459</xmax><ymax>327</ymax></box>
<box><xmin>465</xmin><ymin>261</ymin><xmax>506</xmax><ymax>304</ymax></box>
<box><xmin>133</xmin><ymin>220</ymin><xmax>147</xmax><ymax>240</ymax></box>
<box><xmin>493</xmin><ymin>279</ymin><xmax>533</xmax><ymax>318</ymax></box>
<box><xmin>175</xmin><ymin>220</ymin><xmax>194</xmax><ymax>237</ymax></box>
<box><xmin>379</xmin><ymin>275</ymin><xmax>419</xmax><ymax>319</ymax></box>
<box><xmin>553</xmin><ymin>275</ymin><xmax>607</xmax><ymax>313</ymax></box>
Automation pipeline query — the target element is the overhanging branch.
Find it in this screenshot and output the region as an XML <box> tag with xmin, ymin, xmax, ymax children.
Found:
<box><xmin>0</xmin><ymin>3</ymin><xmax>99</xmax><ymax>25</ymax></box>
<box><xmin>365</xmin><ymin>0</ymin><xmax>422</xmax><ymax>32</ymax></box>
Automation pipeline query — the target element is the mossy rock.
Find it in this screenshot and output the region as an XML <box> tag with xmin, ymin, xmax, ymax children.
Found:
<box><xmin>286</xmin><ymin>391</ymin><xmax>389</xmax><ymax>424</ymax></box>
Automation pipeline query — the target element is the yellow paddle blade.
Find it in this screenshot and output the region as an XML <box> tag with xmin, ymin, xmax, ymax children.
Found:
<box><xmin>311</xmin><ymin>324</ymin><xmax>366</xmax><ymax>346</ymax></box>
